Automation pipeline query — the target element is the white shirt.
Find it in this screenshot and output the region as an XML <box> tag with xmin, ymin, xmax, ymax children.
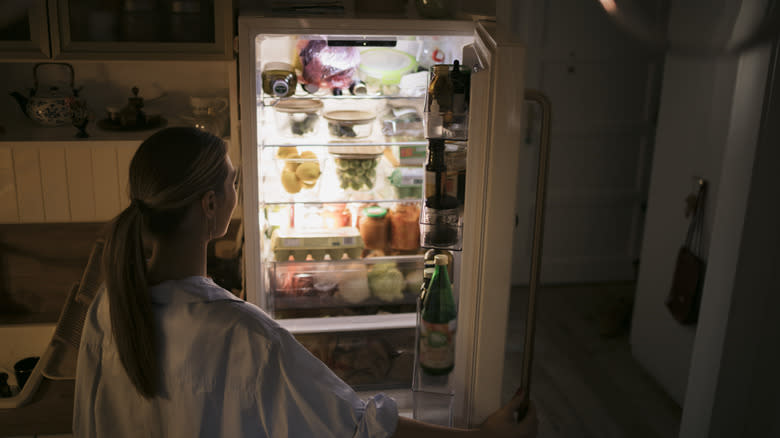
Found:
<box><xmin>73</xmin><ymin>276</ymin><xmax>398</xmax><ymax>437</ymax></box>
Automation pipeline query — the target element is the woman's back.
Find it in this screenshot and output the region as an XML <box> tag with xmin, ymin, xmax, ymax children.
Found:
<box><xmin>74</xmin><ymin>276</ymin><xmax>399</xmax><ymax>437</ymax></box>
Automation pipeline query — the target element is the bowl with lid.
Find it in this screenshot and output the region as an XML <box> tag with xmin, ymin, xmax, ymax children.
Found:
<box><xmin>324</xmin><ymin>110</ymin><xmax>376</xmax><ymax>139</ymax></box>
<box><xmin>273</xmin><ymin>99</ymin><xmax>323</xmax><ymax>137</ymax></box>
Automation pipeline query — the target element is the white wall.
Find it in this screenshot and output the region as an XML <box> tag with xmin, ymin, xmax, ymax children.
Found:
<box><xmin>507</xmin><ymin>0</ymin><xmax>662</xmax><ymax>285</ymax></box>
<box><xmin>630</xmin><ymin>36</ymin><xmax>772</xmax><ymax>406</ymax></box>
<box><xmin>680</xmin><ymin>40</ymin><xmax>778</xmax><ymax>438</ymax></box>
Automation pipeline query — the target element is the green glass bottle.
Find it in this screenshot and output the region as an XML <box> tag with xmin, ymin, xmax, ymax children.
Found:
<box><xmin>420</xmin><ymin>254</ymin><xmax>457</xmax><ymax>376</ymax></box>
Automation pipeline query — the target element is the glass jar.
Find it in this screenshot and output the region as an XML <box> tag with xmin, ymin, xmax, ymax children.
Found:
<box><xmin>358</xmin><ymin>206</ymin><xmax>389</xmax><ymax>251</ymax></box>
<box><xmin>390</xmin><ymin>203</ymin><xmax>421</xmax><ymax>251</ymax></box>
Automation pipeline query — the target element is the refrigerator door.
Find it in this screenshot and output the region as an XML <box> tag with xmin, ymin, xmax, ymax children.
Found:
<box><xmin>452</xmin><ymin>21</ymin><xmax>526</xmax><ymax>427</ymax></box>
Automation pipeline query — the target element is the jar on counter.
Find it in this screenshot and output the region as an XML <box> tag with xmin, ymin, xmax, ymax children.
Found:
<box><xmin>358</xmin><ymin>206</ymin><xmax>389</xmax><ymax>250</ymax></box>
<box><xmin>389</xmin><ymin>203</ymin><xmax>420</xmax><ymax>251</ymax></box>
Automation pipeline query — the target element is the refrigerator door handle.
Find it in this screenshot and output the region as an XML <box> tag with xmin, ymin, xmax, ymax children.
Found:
<box><xmin>517</xmin><ymin>89</ymin><xmax>552</xmax><ymax>410</ymax></box>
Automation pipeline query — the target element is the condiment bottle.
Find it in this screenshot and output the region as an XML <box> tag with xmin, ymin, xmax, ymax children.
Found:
<box><xmin>427</xmin><ymin>64</ymin><xmax>453</xmax><ymax>113</ymax></box>
<box><xmin>262</xmin><ymin>62</ymin><xmax>297</xmax><ymax>97</ymax></box>
<box><xmin>420</xmin><ymin>254</ymin><xmax>457</xmax><ymax>376</ymax></box>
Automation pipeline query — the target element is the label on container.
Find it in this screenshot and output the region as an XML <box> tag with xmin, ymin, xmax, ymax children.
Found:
<box><xmin>419</xmin><ymin>320</ymin><xmax>456</xmax><ymax>370</ymax></box>
<box><xmin>282</xmin><ymin>238</ymin><xmax>302</xmax><ymax>247</ymax></box>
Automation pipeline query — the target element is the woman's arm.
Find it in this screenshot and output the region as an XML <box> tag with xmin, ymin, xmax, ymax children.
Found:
<box><xmin>392</xmin><ymin>392</ymin><xmax>537</xmax><ymax>438</ymax></box>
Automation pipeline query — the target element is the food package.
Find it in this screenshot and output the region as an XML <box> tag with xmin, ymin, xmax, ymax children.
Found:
<box><xmin>336</xmin><ymin>262</ymin><xmax>371</xmax><ymax>303</ymax></box>
<box><xmin>297</xmin><ymin>40</ymin><xmax>361</xmax><ymax>90</ymax></box>
<box><xmin>271</xmin><ymin>227</ymin><xmax>364</xmax><ymax>261</ymax></box>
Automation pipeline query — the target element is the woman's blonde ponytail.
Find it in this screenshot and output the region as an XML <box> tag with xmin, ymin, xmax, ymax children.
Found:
<box><xmin>102</xmin><ymin>201</ymin><xmax>158</xmax><ymax>399</ymax></box>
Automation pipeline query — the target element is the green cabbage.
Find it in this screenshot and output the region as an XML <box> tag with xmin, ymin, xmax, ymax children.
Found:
<box><xmin>368</xmin><ymin>263</ymin><xmax>405</xmax><ymax>302</ymax></box>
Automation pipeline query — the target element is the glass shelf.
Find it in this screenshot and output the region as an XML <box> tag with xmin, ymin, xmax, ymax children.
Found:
<box><xmin>257</xmin><ymin>98</ymin><xmax>426</xmax><ymax>148</ymax></box>
<box><xmin>261</xmin><ymin>198</ymin><xmax>420</xmax><ymax>206</ymax></box>
<box><xmin>259</xmin><ymin>146</ymin><xmax>423</xmax><ymax>204</ymax></box>
<box><xmin>268</xmin><ymin>254</ymin><xmax>423</xmax><ymax>267</ymax></box>
<box><xmin>262</xmin><ymin>141</ymin><xmax>426</xmax><ymax>148</ymax></box>
<box><xmin>259</xmin><ymin>94</ymin><xmax>425</xmax><ymax>105</ymax></box>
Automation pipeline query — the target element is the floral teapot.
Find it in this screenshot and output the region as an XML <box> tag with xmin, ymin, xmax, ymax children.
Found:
<box><xmin>10</xmin><ymin>63</ymin><xmax>83</xmax><ymax>126</ymax></box>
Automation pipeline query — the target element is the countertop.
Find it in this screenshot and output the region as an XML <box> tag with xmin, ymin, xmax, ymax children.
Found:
<box><xmin>0</xmin><ymin>378</ymin><xmax>74</xmax><ymax>437</ymax></box>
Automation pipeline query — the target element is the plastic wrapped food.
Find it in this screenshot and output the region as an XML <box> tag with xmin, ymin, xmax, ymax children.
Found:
<box><xmin>336</xmin><ymin>263</ymin><xmax>371</xmax><ymax>303</ymax></box>
<box><xmin>297</xmin><ymin>40</ymin><xmax>361</xmax><ymax>90</ymax></box>
<box><xmin>367</xmin><ymin>263</ymin><xmax>405</xmax><ymax>302</ymax></box>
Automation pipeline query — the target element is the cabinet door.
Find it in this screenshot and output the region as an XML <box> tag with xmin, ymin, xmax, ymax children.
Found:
<box><xmin>49</xmin><ymin>0</ymin><xmax>233</xmax><ymax>60</ymax></box>
<box><xmin>0</xmin><ymin>1</ymin><xmax>50</xmax><ymax>60</ymax></box>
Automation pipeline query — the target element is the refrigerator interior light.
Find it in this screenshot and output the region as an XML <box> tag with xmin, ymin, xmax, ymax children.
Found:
<box><xmin>326</xmin><ymin>35</ymin><xmax>398</xmax><ymax>47</ymax></box>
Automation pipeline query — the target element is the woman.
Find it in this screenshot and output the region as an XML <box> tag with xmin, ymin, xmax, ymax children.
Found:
<box><xmin>74</xmin><ymin>127</ymin><xmax>537</xmax><ymax>437</ymax></box>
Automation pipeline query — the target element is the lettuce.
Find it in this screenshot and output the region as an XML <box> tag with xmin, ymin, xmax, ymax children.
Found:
<box><xmin>368</xmin><ymin>263</ymin><xmax>405</xmax><ymax>302</ymax></box>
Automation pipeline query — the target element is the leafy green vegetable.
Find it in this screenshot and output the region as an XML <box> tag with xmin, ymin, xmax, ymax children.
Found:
<box><xmin>368</xmin><ymin>263</ymin><xmax>405</xmax><ymax>302</ymax></box>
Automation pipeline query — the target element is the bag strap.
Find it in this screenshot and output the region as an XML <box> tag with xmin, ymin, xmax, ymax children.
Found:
<box><xmin>685</xmin><ymin>179</ymin><xmax>707</xmax><ymax>255</ymax></box>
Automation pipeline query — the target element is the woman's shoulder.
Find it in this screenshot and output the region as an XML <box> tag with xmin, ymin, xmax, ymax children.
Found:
<box><xmin>190</xmin><ymin>278</ymin><xmax>285</xmax><ymax>345</ymax></box>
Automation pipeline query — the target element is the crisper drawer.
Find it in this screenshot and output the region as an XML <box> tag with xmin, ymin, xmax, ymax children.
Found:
<box><xmin>266</xmin><ymin>256</ymin><xmax>423</xmax><ymax>319</ymax></box>
<box><xmin>294</xmin><ymin>328</ymin><xmax>415</xmax><ymax>390</ymax></box>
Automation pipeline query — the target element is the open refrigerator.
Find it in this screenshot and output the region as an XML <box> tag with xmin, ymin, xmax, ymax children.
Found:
<box><xmin>238</xmin><ymin>16</ymin><xmax>527</xmax><ymax>427</ymax></box>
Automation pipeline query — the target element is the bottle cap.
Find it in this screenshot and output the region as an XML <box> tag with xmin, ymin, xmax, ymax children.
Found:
<box><xmin>434</xmin><ymin>254</ymin><xmax>448</xmax><ymax>265</ymax></box>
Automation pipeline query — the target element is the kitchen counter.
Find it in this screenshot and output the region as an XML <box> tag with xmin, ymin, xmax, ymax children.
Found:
<box><xmin>0</xmin><ymin>378</ymin><xmax>74</xmax><ymax>437</ymax></box>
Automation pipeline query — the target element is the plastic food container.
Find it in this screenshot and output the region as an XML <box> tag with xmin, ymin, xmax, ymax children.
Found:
<box><xmin>324</xmin><ymin>110</ymin><xmax>376</xmax><ymax>139</ymax></box>
<box><xmin>358</xmin><ymin>48</ymin><xmax>418</xmax><ymax>95</ymax></box>
<box><xmin>271</xmin><ymin>227</ymin><xmax>364</xmax><ymax>261</ymax></box>
<box><xmin>274</xmin><ymin>99</ymin><xmax>323</xmax><ymax>137</ymax></box>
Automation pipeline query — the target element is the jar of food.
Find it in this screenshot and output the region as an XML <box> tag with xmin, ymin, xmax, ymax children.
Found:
<box><xmin>262</xmin><ymin>62</ymin><xmax>297</xmax><ymax>97</ymax></box>
<box><xmin>389</xmin><ymin>203</ymin><xmax>420</xmax><ymax>251</ymax></box>
<box><xmin>358</xmin><ymin>206</ymin><xmax>389</xmax><ymax>250</ymax></box>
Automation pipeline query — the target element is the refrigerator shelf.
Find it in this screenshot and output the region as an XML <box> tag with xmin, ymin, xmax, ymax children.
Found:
<box><xmin>260</xmin><ymin>95</ymin><xmax>425</xmax><ymax>104</ymax></box>
<box><xmin>261</xmin><ymin>140</ymin><xmax>426</xmax><ymax>148</ymax></box>
<box><xmin>272</xmin><ymin>293</ymin><xmax>418</xmax><ymax>311</ymax></box>
<box><xmin>261</xmin><ymin>198</ymin><xmax>421</xmax><ymax>206</ymax></box>
<box><xmin>267</xmin><ymin>254</ymin><xmax>423</xmax><ymax>266</ymax></box>
<box><xmin>258</xmin><ymin>104</ymin><xmax>426</xmax><ymax>148</ymax></box>
<box><xmin>277</xmin><ymin>313</ymin><xmax>416</xmax><ymax>334</ymax></box>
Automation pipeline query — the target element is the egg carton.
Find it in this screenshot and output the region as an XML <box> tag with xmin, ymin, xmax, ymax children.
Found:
<box><xmin>271</xmin><ymin>227</ymin><xmax>364</xmax><ymax>261</ymax></box>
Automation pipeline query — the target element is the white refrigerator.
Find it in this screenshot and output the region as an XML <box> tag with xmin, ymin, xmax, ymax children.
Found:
<box><xmin>238</xmin><ymin>16</ymin><xmax>527</xmax><ymax>427</ymax></box>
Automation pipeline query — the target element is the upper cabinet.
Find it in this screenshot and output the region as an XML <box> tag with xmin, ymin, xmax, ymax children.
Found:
<box><xmin>0</xmin><ymin>2</ymin><xmax>51</xmax><ymax>59</ymax></box>
<box><xmin>0</xmin><ymin>0</ymin><xmax>234</xmax><ymax>61</ymax></box>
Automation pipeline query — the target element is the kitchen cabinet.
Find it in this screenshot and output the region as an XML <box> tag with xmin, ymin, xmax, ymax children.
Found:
<box><xmin>0</xmin><ymin>0</ymin><xmax>233</xmax><ymax>61</ymax></box>
<box><xmin>49</xmin><ymin>0</ymin><xmax>233</xmax><ymax>60</ymax></box>
<box><xmin>0</xmin><ymin>2</ymin><xmax>50</xmax><ymax>59</ymax></box>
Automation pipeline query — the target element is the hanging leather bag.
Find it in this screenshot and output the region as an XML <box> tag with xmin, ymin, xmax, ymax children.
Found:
<box><xmin>666</xmin><ymin>180</ymin><xmax>707</xmax><ymax>324</ymax></box>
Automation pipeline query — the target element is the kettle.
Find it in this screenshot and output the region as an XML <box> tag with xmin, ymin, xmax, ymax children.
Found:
<box><xmin>10</xmin><ymin>63</ymin><xmax>82</xmax><ymax>126</ymax></box>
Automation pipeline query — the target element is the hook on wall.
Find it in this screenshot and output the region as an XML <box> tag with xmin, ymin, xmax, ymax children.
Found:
<box><xmin>684</xmin><ymin>176</ymin><xmax>707</xmax><ymax>218</ymax></box>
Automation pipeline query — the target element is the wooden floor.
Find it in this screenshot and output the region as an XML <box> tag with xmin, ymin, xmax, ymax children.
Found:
<box><xmin>502</xmin><ymin>283</ymin><xmax>682</xmax><ymax>438</ymax></box>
